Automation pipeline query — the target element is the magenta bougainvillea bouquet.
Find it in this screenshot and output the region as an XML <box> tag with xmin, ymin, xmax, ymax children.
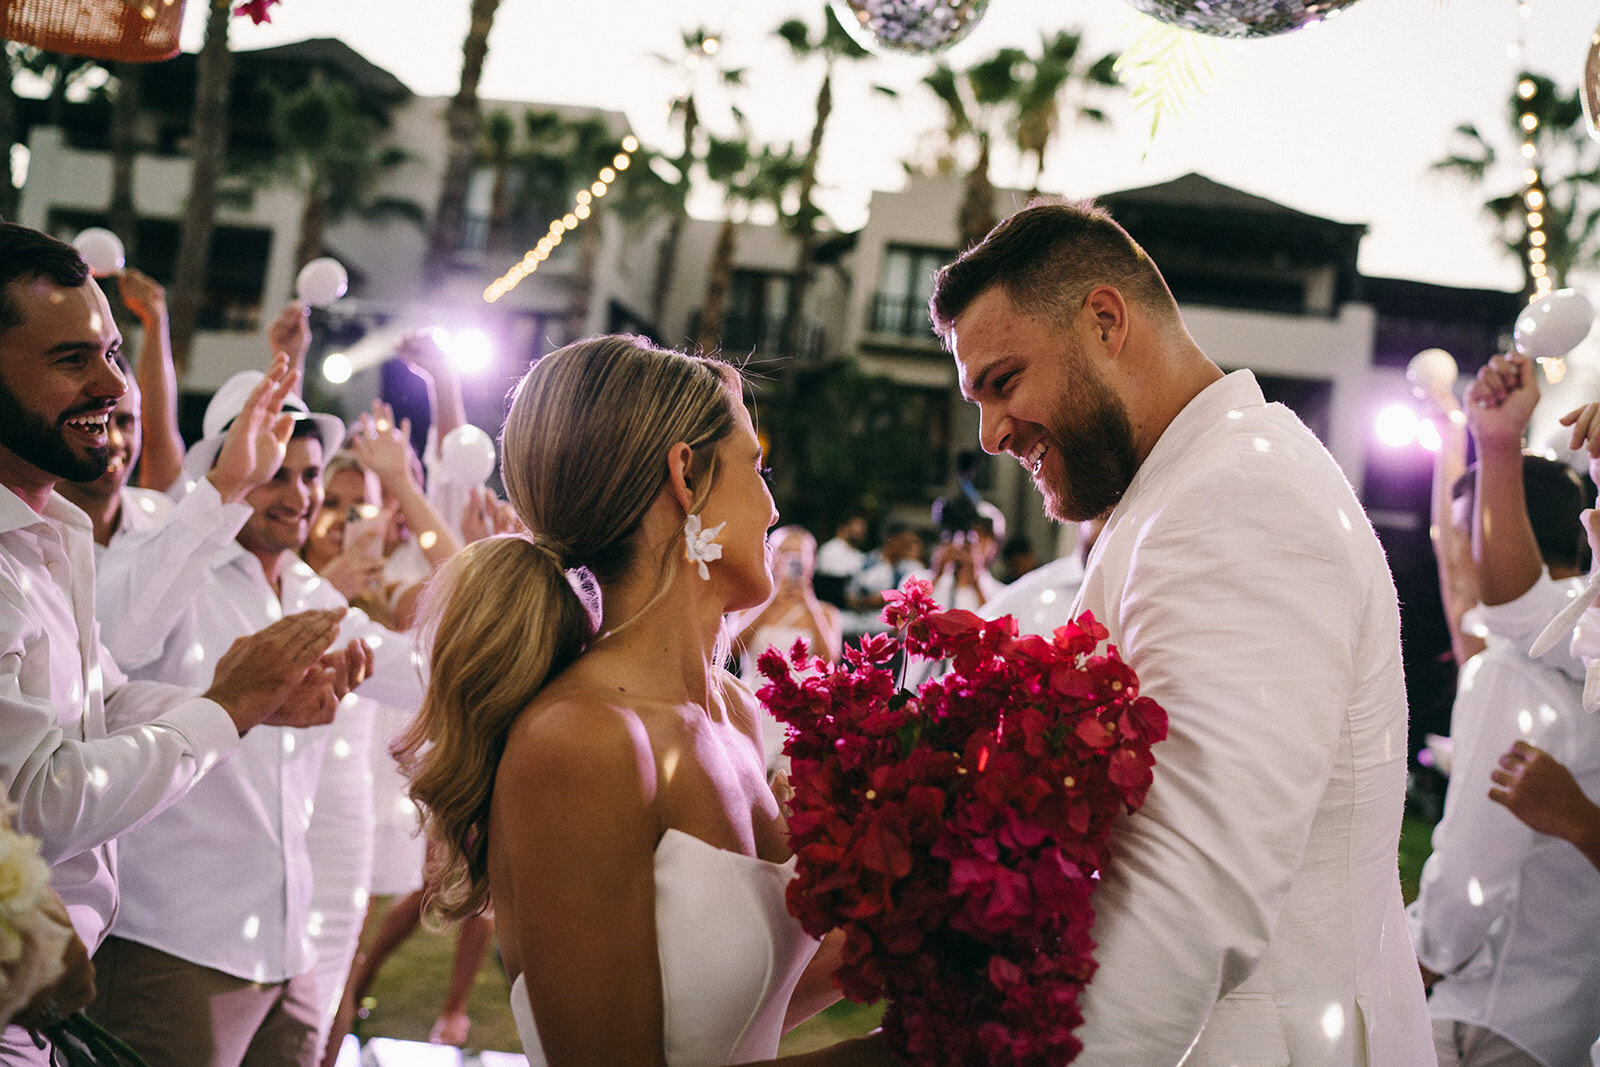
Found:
<box><xmin>757</xmin><ymin>578</ymin><xmax>1168</xmax><ymax>1065</ymax></box>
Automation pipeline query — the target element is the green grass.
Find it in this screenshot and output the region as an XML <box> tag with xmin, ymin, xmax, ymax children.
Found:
<box><xmin>363</xmin><ymin>814</ymin><xmax>1437</xmax><ymax>1057</ymax></box>
<box><xmin>352</xmin><ymin>897</ymin><xmax>518</xmax><ymax>1054</ymax></box>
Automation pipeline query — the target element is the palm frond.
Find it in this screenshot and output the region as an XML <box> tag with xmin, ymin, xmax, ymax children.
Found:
<box><xmin>1114</xmin><ymin>17</ymin><xmax>1222</xmax><ymax>141</ymax></box>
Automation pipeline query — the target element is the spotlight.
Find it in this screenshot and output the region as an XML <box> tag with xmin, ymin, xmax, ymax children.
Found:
<box><xmin>321</xmin><ymin>352</ymin><xmax>353</xmax><ymax>385</ymax></box>
<box><xmin>437</xmin><ymin>328</ymin><xmax>493</xmax><ymax>375</ymax></box>
<box><xmin>1374</xmin><ymin>404</ymin><xmax>1418</xmax><ymax>449</ymax></box>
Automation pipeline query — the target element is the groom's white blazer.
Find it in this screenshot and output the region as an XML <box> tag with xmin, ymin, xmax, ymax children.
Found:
<box><xmin>1067</xmin><ymin>371</ymin><xmax>1433</xmax><ymax>1065</ymax></box>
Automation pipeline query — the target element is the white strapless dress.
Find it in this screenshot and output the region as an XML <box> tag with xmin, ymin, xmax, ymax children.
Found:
<box><xmin>510</xmin><ymin>828</ymin><xmax>819</xmax><ymax>1064</ymax></box>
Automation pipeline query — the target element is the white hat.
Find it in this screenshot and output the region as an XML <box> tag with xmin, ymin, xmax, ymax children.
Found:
<box><xmin>179</xmin><ymin>370</ymin><xmax>346</xmax><ymax>490</ymax></box>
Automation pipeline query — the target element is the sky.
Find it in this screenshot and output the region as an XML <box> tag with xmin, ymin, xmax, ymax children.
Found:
<box><xmin>196</xmin><ymin>0</ymin><xmax>1600</xmax><ymax>294</ymax></box>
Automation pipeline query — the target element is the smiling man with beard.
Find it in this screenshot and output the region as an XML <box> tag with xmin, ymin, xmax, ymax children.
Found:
<box><xmin>0</xmin><ymin>222</ymin><xmax>358</xmax><ymax>1062</ymax></box>
<box><xmin>89</xmin><ymin>370</ymin><xmax>427</xmax><ymax>1064</ymax></box>
<box><xmin>930</xmin><ymin>200</ymin><xmax>1432</xmax><ymax>1065</ymax></box>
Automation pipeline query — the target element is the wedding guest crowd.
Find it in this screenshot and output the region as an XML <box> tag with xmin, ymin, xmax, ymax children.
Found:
<box><xmin>13</xmin><ymin>190</ymin><xmax>1600</xmax><ymax>1066</ymax></box>
<box><xmin>1408</xmin><ymin>351</ymin><xmax>1600</xmax><ymax>1067</ymax></box>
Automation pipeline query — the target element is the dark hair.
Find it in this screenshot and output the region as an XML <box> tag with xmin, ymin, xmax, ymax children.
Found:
<box><xmin>933</xmin><ymin>490</ymin><xmax>980</xmax><ymax>534</ymax></box>
<box><xmin>1452</xmin><ymin>455</ymin><xmax>1592</xmax><ymax>571</ymax></box>
<box><xmin>1003</xmin><ymin>536</ymin><xmax>1033</xmax><ymax>558</ymax></box>
<box><xmin>0</xmin><ymin>223</ymin><xmax>91</xmax><ymax>335</ymax></box>
<box><xmin>928</xmin><ymin>198</ymin><xmax>1178</xmax><ymax>343</ymax></box>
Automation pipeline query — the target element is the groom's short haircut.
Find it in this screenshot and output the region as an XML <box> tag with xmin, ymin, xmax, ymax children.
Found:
<box><xmin>928</xmin><ymin>198</ymin><xmax>1180</xmax><ymax>345</ymax></box>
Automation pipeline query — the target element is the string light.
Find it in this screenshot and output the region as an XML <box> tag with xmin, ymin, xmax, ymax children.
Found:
<box><xmin>484</xmin><ymin>138</ymin><xmax>639</xmax><ymax>303</ymax></box>
<box><xmin>1512</xmin><ymin>0</ymin><xmax>1554</xmax><ymax>303</ymax></box>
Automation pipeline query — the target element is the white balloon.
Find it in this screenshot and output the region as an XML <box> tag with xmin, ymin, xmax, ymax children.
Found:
<box><xmin>73</xmin><ymin>228</ymin><xmax>125</xmax><ymax>277</ymax></box>
<box><xmin>1405</xmin><ymin>348</ymin><xmax>1458</xmax><ymax>398</ymax></box>
<box><xmin>1514</xmin><ymin>288</ymin><xmax>1595</xmax><ymax>362</ymax></box>
<box><xmin>295</xmin><ymin>257</ymin><xmax>349</xmax><ymax>307</ymax></box>
<box><xmin>439</xmin><ymin>424</ymin><xmax>497</xmax><ymax>486</ymax></box>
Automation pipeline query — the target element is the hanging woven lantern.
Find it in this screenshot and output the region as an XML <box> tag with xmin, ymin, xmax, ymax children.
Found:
<box><xmin>0</xmin><ymin>0</ymin><xmax>186</xmax><ymax>63</ymax></box>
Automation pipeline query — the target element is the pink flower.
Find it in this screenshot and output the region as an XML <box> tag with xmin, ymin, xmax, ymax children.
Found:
<box><xmin>232</xmin><ymin>0</ymin><xmax>280</xmax><ymax>23</ymax></box>
<box><xmin>763</xmin><ymin>607</ymin><xmax>1166</xmax><ymax>1064</ymax></box>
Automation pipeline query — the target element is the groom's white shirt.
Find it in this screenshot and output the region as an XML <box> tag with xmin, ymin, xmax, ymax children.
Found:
<box><xmin>1067</xmin><ymin>371</ymin><xmax>1432</xmax><ymax>1064</ymax></box>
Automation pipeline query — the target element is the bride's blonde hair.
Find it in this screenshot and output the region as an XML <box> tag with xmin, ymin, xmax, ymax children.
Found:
<box><xmin>397</xmin><ymin>334</ymin><xmax>740</xmax><ymax>919</ymax></box>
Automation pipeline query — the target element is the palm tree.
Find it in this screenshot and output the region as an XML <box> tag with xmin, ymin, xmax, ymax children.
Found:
<box><xmin>425</xmin><ymin>0</ymin><xmax>502</xmax><ymax>277</ymax></box>
<box><xmin>1012</xmin><ymin>31</ymin><xmax>1119</xmax><ymax>199</ymax></box>
<box><xmin>479</xmin><ymin>108</ymin><xmax>517</xmax><ymax>253</ymax></box>
<box><xmin>169</xmin><ymin>0</ymin><xmax>234</xmax><ymax>373</ymax></box>
<box><xmin>692</xmin><ymin>137</ymin><xmax>805</xmax><ymax>355</ymax></box>
<box><xmin>249</xmin><ymin>79</ymin><xmax>425</xmax><ymax>275</ymax></box>
<box><xmin>773</xmin><ymin>7</ymin><xmax>877</xmax><ymax>358</ymax></box>
<box><xmin>1434</xmin><ymin>71</ymin><xmax>1600</xmax><ymax>296</ymax></box>
<box><xmin>923</xmin><ymin>48</ymin><xmax>1027</xmax><ymax>252</ymax></box>
<box><xmin>107</xmin><ymin>62</ymin><xmax>143</xmax><ymax>261</ymax></box>
<box><xmin>924</xmin><ymin>32</ymin><xmax>1121</xmax><ymax>252</ymax></box>
<box><xmin>649</xmin><ymin>26</ymin><xmax>745</xmax><ymax>335</ymax></box>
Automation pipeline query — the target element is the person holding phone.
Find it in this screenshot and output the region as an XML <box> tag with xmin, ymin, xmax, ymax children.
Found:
<box><xmin>734</xmin><ymin>526</ymin><xmax>842</xmax><ymax>773</ymax></box>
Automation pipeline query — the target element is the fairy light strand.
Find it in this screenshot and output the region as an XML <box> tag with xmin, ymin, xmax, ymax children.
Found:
<box><xmin>1514</xmin><ymin>2</ymin><xmax>1554</xmax><ymax>303</ymax></box>
<box><xmin>483</xmin><ymin>134</ymin><xmax>640</xmax><ymax>303</ymax></box>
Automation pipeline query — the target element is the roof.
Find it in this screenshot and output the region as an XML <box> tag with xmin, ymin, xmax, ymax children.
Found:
<box><xmin>1102</xmin><ymin>172</ymin><xmax>1365</xmax><ymax>232</ymax></box>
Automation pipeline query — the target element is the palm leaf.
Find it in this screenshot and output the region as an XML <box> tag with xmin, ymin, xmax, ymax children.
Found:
<box><xmin>1113</xmin><ymin>17</ymin><xmax>1223</xmax><ymax>141</ymax></box>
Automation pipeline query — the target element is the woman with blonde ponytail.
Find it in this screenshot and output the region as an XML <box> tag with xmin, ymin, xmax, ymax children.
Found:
<box><xmin>396</xmin><ymin>336</ymin><xmax>887</xmax><ymax>1065</ymax></box>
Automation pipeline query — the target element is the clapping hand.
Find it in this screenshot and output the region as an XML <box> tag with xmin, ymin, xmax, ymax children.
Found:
<box><xmin>203</xmin><ymin>608</ymin><xmax>346</xmax><ymax>735</ymax></box>
<box><xmin>349</xmin><ymin>401</ymin><xmax>420</xmax><ymax>492</ymax></box>
<box><xmin>207</xmin><ymin>353</ymin><xmax>297</xmax><ymax>504</ymax></box>
<box><xmin>265</xmin><ymin>638</ymin><xmax>375</xmax><ymax>728</ymax></box>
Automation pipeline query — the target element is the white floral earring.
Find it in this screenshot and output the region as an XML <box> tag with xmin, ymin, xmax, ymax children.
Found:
<box><xmin>683</xmin><ymin>513</ymin><xmax>725</xmax><ymax>580</ymax></box>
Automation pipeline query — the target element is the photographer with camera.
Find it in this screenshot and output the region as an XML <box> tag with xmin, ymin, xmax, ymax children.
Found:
<box><xmin>734</xmin><ymin>526</ymin><xmax>843</xmax><ymax>772</ymax></box>
<box><xmin>929</xmin><ymin>454</ymin><xmax>1005</xmax><ymax>612</ymax></box>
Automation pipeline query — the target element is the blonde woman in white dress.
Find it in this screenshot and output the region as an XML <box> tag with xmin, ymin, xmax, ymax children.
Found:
<box><xmin>398</xmin><ymin>336</ymin><xmax>887</xmax><ymax>1065</ymax></box>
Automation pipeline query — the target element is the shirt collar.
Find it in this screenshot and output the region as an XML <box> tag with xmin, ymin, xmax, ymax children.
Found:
<box><xmin>0</xmin><ymin>484</ymin><xmax>95</xmax><ymax>538</ymax></box>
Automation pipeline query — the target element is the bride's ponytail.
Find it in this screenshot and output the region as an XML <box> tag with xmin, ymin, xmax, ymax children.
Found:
<box><xmin>398</xmin><ymin>335</ymin><xmax>741</xmax><ymax>920</ymax></box>
<box><xmin>395</xmin><ymin>534</ymin><xmax>589</xmax><ymax>919</ymax></box>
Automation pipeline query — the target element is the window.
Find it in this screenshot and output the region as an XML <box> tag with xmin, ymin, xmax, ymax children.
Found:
<box><xmin>871</xmin><ymin>244</ymin><xmax>953</xmax><ymax>341</ymax></box>
<box><xmin>46</xmin><ymin>209</ymin><xmax>272</xmax><ymax>331</ymax></box>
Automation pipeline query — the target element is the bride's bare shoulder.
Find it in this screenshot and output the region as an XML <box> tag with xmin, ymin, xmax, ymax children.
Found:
<box><xmin>500</xmin><ymin>676</ymin><xmax>658</xmax><ymax>796</ymax></box>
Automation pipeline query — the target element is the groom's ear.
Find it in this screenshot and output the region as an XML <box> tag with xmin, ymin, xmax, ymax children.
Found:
<box><xmin>666</xmin><ymin>442</ymin><xmax>696</xmax><ymax>513</ymax></box>
<box><xmin>1083</xmin><ymin>285</ymin><xmax>1128</xmax><ymax>358</ymax></box>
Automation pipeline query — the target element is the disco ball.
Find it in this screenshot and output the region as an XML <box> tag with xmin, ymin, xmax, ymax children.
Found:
<box><xmin>828</xmin><ymin>0</ymin><xmax>990</xmax><ymax>56</ymax></box>
<box><xmin>1123</xmin><ymin>0</ymin><xmax>1365</xmax><ymax>39</ymax></box>
<box><xmin>1582</xmin><ymin>19</ymin><xmax>1600</xmax><ymax>143</ymax></box>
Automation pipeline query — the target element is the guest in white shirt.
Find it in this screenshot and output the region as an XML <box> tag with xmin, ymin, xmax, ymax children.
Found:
<box><xmin>813</xmin><ymin>514</ymin><xmax>866</xmax><ymax>608</ymax></box>
<box><xmin>0</xmin><ymin>222</ymin><xmax>356</xmax><ymax>1063</ymax></box>
<box><xmin>929</xmin><ymin>200</ymin><xmax>1433</xmax><ymax>1063</ymax></box>
<box><xmin>1407</xmin><ymin>352</ymin><xmax>1600</xmax><ymax>1067</ymax></box>
<box><xmin>88</xmin><ymin>372</ymin><xmax>423</xmax><ymax>1065</ymax></box>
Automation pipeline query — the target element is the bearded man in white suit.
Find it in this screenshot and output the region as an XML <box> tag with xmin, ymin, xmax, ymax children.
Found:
<box><xmin>929</xmin><ymin>200</ymin><xmax>1433</xmax><ymax>1065</ymax></box>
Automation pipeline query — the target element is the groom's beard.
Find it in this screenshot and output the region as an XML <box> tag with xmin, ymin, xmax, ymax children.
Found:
<box><xmin>1039</xmin><ymin>365</ymin><xmax>1139</xmax><ymax>524</ymax></box>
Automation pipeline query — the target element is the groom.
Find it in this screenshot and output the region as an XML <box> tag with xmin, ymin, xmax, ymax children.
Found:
<box><xmin>930</xmin><ymin>200</ymin><xmax>1433</xmax><ymax>1063</ymax></box>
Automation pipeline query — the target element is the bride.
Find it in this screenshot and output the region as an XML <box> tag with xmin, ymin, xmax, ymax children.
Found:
<box><xmin>398</xmin><ymin>336</ymin><xmax>887</xmax><ymax>1064</ymax></box>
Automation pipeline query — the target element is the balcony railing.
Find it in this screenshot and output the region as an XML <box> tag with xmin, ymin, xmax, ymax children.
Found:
<box><xmin>869</xmin><ymin>292</ymin><xmax>937</xmax><ymax>342</ymax></box>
